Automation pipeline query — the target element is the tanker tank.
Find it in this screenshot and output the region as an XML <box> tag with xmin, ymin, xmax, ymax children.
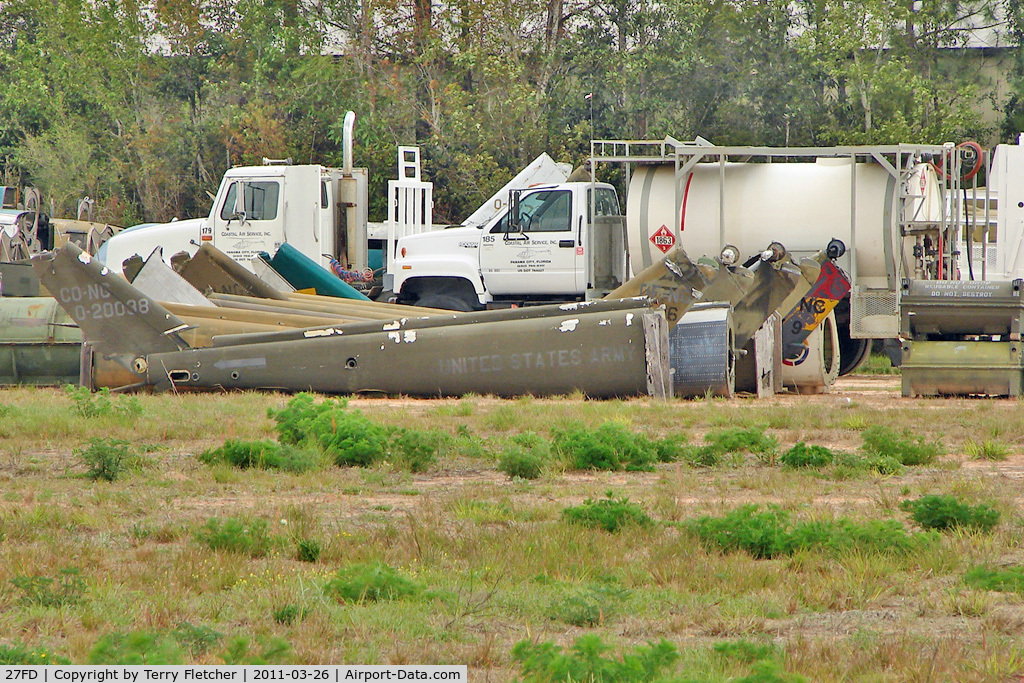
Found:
<box><xmin>625</xmin><ymin>158</ymin><xmax>941</xmax><ymax>290</ymax></box>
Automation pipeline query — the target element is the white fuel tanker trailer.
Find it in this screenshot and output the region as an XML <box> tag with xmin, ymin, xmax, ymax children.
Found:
<box><xmin>597</xmin><ymin>139</ymin><xmax>960</xmax><ymax>375</ymax></box>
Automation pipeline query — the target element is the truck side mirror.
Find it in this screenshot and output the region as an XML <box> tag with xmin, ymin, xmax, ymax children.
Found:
<box><xmin>231</xmin><ymin>182</ymin><xmax>247</xmax><ymax>223</ymax></box>
<box><xmin>508</xmin><ymin>190</ymin><xmax>521</xmax><ymax>233</ymax></box>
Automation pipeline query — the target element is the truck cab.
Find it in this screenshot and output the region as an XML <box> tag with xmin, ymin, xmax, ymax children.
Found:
<box><xmin>99</xmin><ymin>162</ymin><xmax>370</xmax><ymax>278</ymax></box>
<box><xmin>391</xmin><ymin>182</ymin><xmax>626</xmax><ymax>310</ymax></box>
<box><xmin>206</xmin><ymin>165</ymin><xmax>330</xmax><ymax>266</ymax></box>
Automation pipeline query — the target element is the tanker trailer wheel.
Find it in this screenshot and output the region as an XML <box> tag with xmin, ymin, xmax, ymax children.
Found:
<box><xmin>833</xmin><ymin>297</ymin><xmax>871</xmax><ymax>376</ymax></box>
<box><xmin>415</xmin><ymin>292</ymin><xmax>476</xmax><ymax>312</ymax></box>
<box><xmin>838</xmin><ymin>333</ymin><xmax>871</xmax><ymax>376</ymax></box>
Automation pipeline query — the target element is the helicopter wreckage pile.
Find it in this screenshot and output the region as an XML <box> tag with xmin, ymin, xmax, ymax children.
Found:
<box><xmin>15</xmin><ymin>237</ymin><xmax>848</xmax><ymax>399</ymax></box>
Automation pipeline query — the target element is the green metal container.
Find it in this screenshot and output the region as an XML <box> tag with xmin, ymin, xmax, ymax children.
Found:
<box><xmin>901</xmin><ymin>340</ymin><xmax>1024</xmax><ymax>397</ymax></box>
<box><xmin>0</xmin><ymin>297</ymin><xmax>81</xmax><ymax>385</ymax></box>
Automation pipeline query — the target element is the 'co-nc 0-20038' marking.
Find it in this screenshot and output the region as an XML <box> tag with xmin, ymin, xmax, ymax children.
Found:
<box><xmin>58</xmin><ymin>285</ymin><xmax>151</xmax><ymax>320</ymax></box>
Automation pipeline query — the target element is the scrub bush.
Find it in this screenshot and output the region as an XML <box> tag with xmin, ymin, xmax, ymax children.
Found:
<box><xmin>88</xmin><ymin>631</ymin><xmax>185</xmax><ymax>664</ymax></box>
<box><xmin>683</xmin><ymin>427</ymin><xmax>779</xmax><ymax>467</ymax></box>
<box><xmin>499</xmin><ymin>432</ymin><xmax>550</xmax><ymax>479</ymax></box>
<box><xmin>270</xmin><ymin>394</ymin><xmax>443</xmax><ymax>471</ymax></box>
<box><xmin>861</xmin><ymin>425</ymin><xmax>943</xmax><ymax>466</ymax></box>
<box><xmin>10</xmin><ymin>567</ymin><xmax>86</xmax><ymax>607</ymax></box>
<box><xmin>272</xmin><ymin>604</ymin><xmax>309</xmax><ymax>625</ymax></box>
<box><xmin>295</xmin><ymin>538</ymin><xmax>322</xmax><ymax>563</ymax></box>
<box><xmin>686</xmin><ymin>505</ymin><xmax>934</xmax><ymax>559</ymax></box>
<box><xmin>324</xmin><ymin>562</ymin><xmax>420</xmax><ymax>603</ymax></box>
<box><xmin>65</xmin><ymin>385</ymin><xmax>143</xmax><ymax>419</ymax></box>
<box><xmin>511</xmin><ymin>635</ymin><xmax>679</xmax><ymax>683</ymax></box>
<box><xmin>901</xmin><ymin>495</ymin><xmax>1000</xmax><ymax>533</ymax></box>
<box><xmin>198</xmin><ymin>439</ymin><xmax>320</xmax><ymax>473</ymax></box>
<box><xmin>0</xmin><ymin>643</ymin><xmax>69</xmax><ymax>664</ymax></box>
<box><xmin>269</xmin><ymin>393</ymin><xmax>346</xmax><ymax>445</ymax></box>
<box><xmin>561</xmin><ymin>493</ymin><xmax>653</xmax><ymax>533</ymax></box>
<box><xmin>964</xmin><ymin>565</ymin><xmax>1024</xmax><ymax>593</ymax></box>
<box><xmin>78</xmin><ymin>438</ymin><xmax>145</xmax><ymax>481</ymax></box>
<box><xmin>195</xmin><ymin>517</ymin><xmax>273</xmax><ymax>556</ymax></box>
<box><xmin>779</xmin><ymin>442</ymin><xmax>835</xmax><ymax>468</ymax></box>
<box><xmin>547</xmin><ymin>584</ymin><xmax>631</xmax><ymax>626</ymax></box>
<box><xmin>552</xmin><ymin>422</ymin><xmax>658</xmax><ymax>472</ymax></box>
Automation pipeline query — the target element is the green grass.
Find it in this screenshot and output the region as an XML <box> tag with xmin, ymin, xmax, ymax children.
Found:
<box><xmin>855</xmin><ymin>353</ymin><xmax>900</xmax><ymax>375</ymax></box>
<box><xmin>2</xmin><ymin>385</ymin><xmax>1024</xmax><ymax>679</ymax></box>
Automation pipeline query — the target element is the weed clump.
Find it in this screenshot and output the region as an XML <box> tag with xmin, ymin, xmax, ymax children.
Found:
<box><xmin>10</xmin><ymin>567</ymin><xmax>86</xmax><ymax>607</ymax></box>
<box><xmin>779</xmin><ymin>442</ymin><xmax>835</xmax><ymax>468</ymax></box>
<box><xmin>295</xmin><ymin>538</ymin><xmax>321</xmax><ymax>563</ymax></box>
<box><xmin>65</xmin><ymin>385</ymin><xmax>142</xmax><ymax>419</ymax></box>
<box><xmin>269</xmin><ymin>393</ymin><xmax>345</xmax><ymax>445</ymax></box>
<box><xmin>552</xmin><ymin>422</ymin><xmax>658</xmax><ymax>471</ymax></box>
<box><xmin>498</xmin><ymin>432</ymin><xmax>550</xmax><ymax>479</ymax></box>
<box><xmin>901</xmin><ymin>495</ymin><xmax>1000</xmax><ymax>533</ymax></box>
<box><xmin>511</xmin><ymin>635</ymin><xmax>679</xmax><ymax>683</ymax></box>
<box><xmin>77</xmin><ymin>438</ymin><xmax>146</xmax><ymax>482</ymax></box>
<box><xmin>964</xmin><ymin>438</ymin><xmax>1010</xmax><ymax>461</ymax></box>
<box><xmin>219</xmin><ymin>636</ymin><xmax>292</xmax><ymax>664</ymax></box>
<box><xmin>195</xmin><ymin>517</ymin><xmax>273</xmax><ymax>556</ymax></box>
<box><xmin>865</xmin><ymin>455</ymin><xmax>904</xmax><ymax>476</ymax></box>
<box><xmin>547</xmin><ymin>584</ymin><xmax>631</xmax><ymax>626</ymax></box>
<box><xmin>268</xmin><ymin>393</ymin><xmax>442</xmax><ymax>471</ymax></box>
<box><xmin>861</xmin><ymin>425</ymin><xmax>942</xmax><ymax>466</ymax></box>
<box><xmin>88</xmin><ymin>631</ymin><xmax>185</xmax><ymax>664</ymax></box>
<box><xmin>683</xmin><ymin>427</ymin><xmax>779</xmax><ymax>467</ymax></box>
<box><xmin>964</xmin><ymin>565</ymin><xmax>1024</xmax><ymax>593</ymax></box>
<box><xmin>0</xmin><ymin>642</ymin><xmax>69</xmax><ymax>664</ymax></box>
<box><xmin>324</xmin><ymin>561</ymin><xmax>420</xmax><ymax>603</ymax></box>
<box><xmin>713</xmin><ymin>639</ymin><xmax>779</xmax><ymax>664</ymax></box>
<box><xmin>198</xmin><ymin>439</ymin><xmax>320</xmax><ymax>473</ymax></box>
<box><xmin>171</xmin><ymin>622</ymin><xmax>223</xmax><ymax>656</ymax></box>
<box><xmin>686</xmin><ymin>505</ymin><xmax>790</xmax><ymax>559</ymax></box>
<box><xmin>561</xmin><ymin>493</ymin><xmax>653</xmax><ymax>533</ymax></box>
<box><xmin>685</xmin><ymin>505</ymin><xmax>933</xmax><ymax>559</ymax></box>
<box><xmin>272</xmin><ymin>604</ymin><xmax>309</xmax><ymax>625</ymax></box>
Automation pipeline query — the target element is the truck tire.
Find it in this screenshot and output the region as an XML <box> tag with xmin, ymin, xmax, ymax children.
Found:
<box><xmin>415</xmin><ymin>293</ymin><xmax>476</xmax><ymax>312</ymax></box>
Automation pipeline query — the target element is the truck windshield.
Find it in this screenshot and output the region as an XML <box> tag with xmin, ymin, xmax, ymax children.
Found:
<box><xmin>492</xmin><ymin>190</ymin><xmax>571</xmax><ymax>233</ymax></box>
<box><xmin>220</xmin><ymin>181</ymin><xmax>280</xmax><ymax>221</ymax></box>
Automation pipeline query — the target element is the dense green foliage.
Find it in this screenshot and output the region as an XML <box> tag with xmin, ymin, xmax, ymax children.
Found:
<box><xmin>964</xmin><ymin>565</ymin><xmax>1024</xmax><ymax>592</ymax></box>
<box><xmin>76</xmin><ymin>437</ymin><xmax>145</xmax><ymax>481</ymax></box>
<box><xmin>686</xmin><ymin>505</ymin><xmax>934</xmax><ymax>559</ymax></box>
<box><xmin>324</xmin><ymin>562</ymin><xmax>420</xmax><ymax>603</ymax></box>
<box><xmin>779</xmin><ymin>442</ymin><xmax>836</xmax><ymax>468</ymax></box>
<box><xmin>511</xmin><ymin>635</ymin><xmax>680</xmax><ymax>683</ymax></box>
<box><xmin>498</xmin><ymin>433</ymin><xmax>549</xmax><ymax>479</ymax></box>
<box><xmin>194</xmin><ymin>517</ymin><xmax>274</xmax><ymax>557</ymax></box>
<box><xmin>0</xmin><ymin>0</ymin><xmax>1011</xmax><ymax>227</ymax></box>
<box><xmin>684</xmin><ymin>427</ymin><xmax>779</xmax><ymax>467</ymax></box>
<box><xmin>861</xmin><ymin>425</ymin><xmax>943</xmax><ymax>466</ymax></box>
<box><xmin>0</xmin><ymin>643</ymin><xmax>69</xmax><ymax>664</ymax></box>
<box><xmin>553</xmin><ymin>422</ymin><xmax>662</xmax><ymax>471</ymax></box>
<box><xmin>561</xmin><ymin>493</ymin><xmax>653</xmax><ymax>532</ymax></box>
<box><xmin>198</xmin><ymin>439</ymin><xmax>320</xmax><ymax>472</ymax></box>
<box><xmin>269</xmin><ymin>393</ymin><xmax>442</xmax><ymax>471</ymax></box>
<box><xmin>901</xmin><ymin>495</ymin><xmax>1001</xmax><ymax>532</ymax></box>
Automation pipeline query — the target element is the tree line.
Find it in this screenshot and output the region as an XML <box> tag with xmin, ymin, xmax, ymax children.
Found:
<box><xmin>0</xmin><ymin>0</ymin><xmax>1017</xmax><ymax>227</ymax></box>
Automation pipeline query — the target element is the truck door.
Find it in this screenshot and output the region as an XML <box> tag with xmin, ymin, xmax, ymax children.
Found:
<box><xmin>212</xmin><ymin>177</ymin><xmax>285</xmax><ymax>264</ymax></box>
<box><xmin>479</xmin><ymin>188</ymin><xmax>581</xmax><ymax>295</ymax></box>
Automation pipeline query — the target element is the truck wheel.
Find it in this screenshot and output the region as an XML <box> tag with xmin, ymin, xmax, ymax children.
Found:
<box><xmin>415</xmin><ymin>293</ymin><xmax>476</xmax><ymax>312</ymax></box>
